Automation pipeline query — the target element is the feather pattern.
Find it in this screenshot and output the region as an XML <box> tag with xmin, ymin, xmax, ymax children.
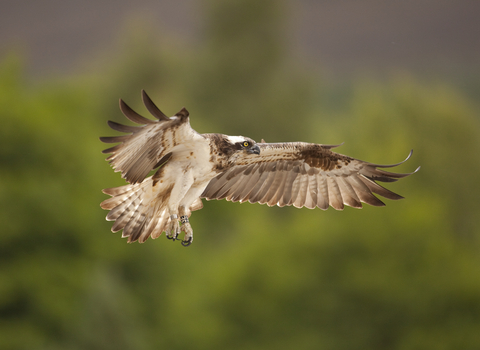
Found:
<box><xmin>202</xmin><ymin>142</ymin><xmax>419</xmax><ymax>211</ymax></box>
<box><xmin>100</xmin><ymin>90</ymin><xmax>201</xmax><ymax>184</ymax></box>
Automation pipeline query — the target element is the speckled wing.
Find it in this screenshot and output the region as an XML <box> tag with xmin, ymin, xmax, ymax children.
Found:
<box><xmin>201</xmin><ymin>142</ymin><xmax>419</xmax><ymax>210</ymax></box>
<box><xmin>100</xmin><ymin>90</ymin><xmax>195</xmax><ymax>184</ymax></box>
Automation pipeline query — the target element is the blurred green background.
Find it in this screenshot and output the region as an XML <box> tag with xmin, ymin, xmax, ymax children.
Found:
<box><xmin>1</xmin><ymin>0</ymin><xmax>480</xmax><ymax>349</ymax></box>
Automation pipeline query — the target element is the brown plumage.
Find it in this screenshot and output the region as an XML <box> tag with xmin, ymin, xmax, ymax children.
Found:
<box><xmin>101</xmin><ymin>90</ymin><xmax>419</xmax><ymax>245</ymax></box>
<box><xmin>201</xmin><ymin>142</ymin><xmax>417</xmax><ymax>210</ymax></box>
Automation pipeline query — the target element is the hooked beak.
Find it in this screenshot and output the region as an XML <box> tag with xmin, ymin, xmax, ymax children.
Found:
<box><xmin>248</xmin><ymin>145</ymin><xmax>261</xmax><ymax>155</ymax></box>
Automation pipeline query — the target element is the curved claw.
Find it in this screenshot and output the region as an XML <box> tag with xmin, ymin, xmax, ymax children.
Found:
<box><xmin>180</xmin><ymin>219</ymin><xmax>193</xmax><ymax>247</ymax></box>
<box><xmin>181</xmin><ymin>238</ymin><xmax>192</xmax><ymax>247</ymax></box>
<box><xmin>166</xmin><ymin>216</ymin><xmax>181</xmax><ymax>241</ymax></box>
<box><xmin>166</xmin><ymin>229</ymin><xmax>180</xmax><ymax>241</ymax></box>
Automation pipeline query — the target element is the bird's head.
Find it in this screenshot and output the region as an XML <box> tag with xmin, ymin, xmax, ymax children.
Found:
<box><xmin>226</xmin><ymin>136</ymin><xmax>261</xmax><ymax>155</ymax></box>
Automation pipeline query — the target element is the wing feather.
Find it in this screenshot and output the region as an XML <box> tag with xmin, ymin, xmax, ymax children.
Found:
<box><xmin>348</xmin><ymin>174</ymin><xmax>385</xmax><ymax>206</ymax></box>
<box><xmin>100</xmin><ymin>135</ymin><xmax>131</xmax><ymax>144</ymax></box>
<box><xmin>107</xmin><ymin>120</ymin><xmax>142</xmax><ymax>133</ymax></box>
<box><xmin>119</xmin><ymin>98</ymin><xmax>157</xmax><ymax>125</ymax></box>
<box><xmin>288</xmin><ymin>170</ymin><xmax>303</xmax><ymax>206</ymax></box>
<box><xmin>203</xmin><ymin>172</ymin><xmax>229</xmax><ymax>198</ymax></box>
<box><xmin>238</xmin><ymin>166</ymin><xmax>264</xmax><ymax>202</ymax></box>
<box><xmin>278</xmin><ymin>169</ymin><xmax>299</xmax><ymax>207</ymax></box>
<box><xmin>102</xmin><ymin>184</ymin><xmax>131</xmax><ymax>197</ymax></box>
<box><xmin>260</xmin><ymin>163</ymin><xmax>285</xmax><ymax>205</ymax></box>
<box><xmin>214</xmin><ymin>170</ymin><xmax>247</xmax><ymax>200</ymax></box>
<box><xmin>245</xmin><ymin>167</ymin><xmax>273</xmax><ymax>204</ymax></box>
<box><xmin>202</xmin><ymin>142</ymin><xmax>418</xmax><ymax>211</ymax></box>
<box><xmin>254</xmin><ymin>170</ymin><xmax>279</xmax><ymax>204</ymax></box>
<box><xmin>227</xmin><ymin>166</ymin><xmax>257</xmax><ymax>202</ymax></box>
<box><xmin>293</xmin><ymin>175</ymin><xmax>309</xmax><ymax>208</ymax></box>
<box><xmin>100</xmin><ymin>90</ymin><xmax>199</xmax><ymax>184</ymax></box>
<box><xmin>337</xmin><ymin>176</ymin><xmax>362</xmax><ymax>208</ymax></box>
<box><xmin>307</xmin><ymin>174</ymin><xmax>318</xmax><ymax>209</ymax></box>
<box><xmin>327</xmin><ymin>176</ymin><xmax>344</xmax><ymax>210</ymax></box>
<box><xmin>359</xmin><ymin>175</ymin><xmax>404</xmax><ymax>200</ymax></box>
<box><xmin>141</xmin><ymin>90</ymin><xmax>170</xmax><ymax>121</ymax></box>
<box><xmin>270</xmin><ymin>169</ymin><xmax>290</xmax><ymax>207</ymax></box>
<box><xmin>316</xmin><ymin>175</ymin><xmax>330</xmax><ymax>210</ymax></box>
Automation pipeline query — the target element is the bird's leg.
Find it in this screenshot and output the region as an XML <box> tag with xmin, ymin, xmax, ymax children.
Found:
<box><xmin>166</xmin><ymin>214</ymin><xmax>181</xmax><ymax>241</ymax></box>
<box><xmin>179</xmin><ymin>206</ymin><xmax>193</xmax><ymax>247</ymax></box>
<box><xmin>165</xmin><ymin>170</ymin><xmax>194</xmax><ymax>242</ymax></box>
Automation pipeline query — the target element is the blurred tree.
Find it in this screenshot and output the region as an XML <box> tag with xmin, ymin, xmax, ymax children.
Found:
<box><xmin>185</xmin><ymin>0</ymin><xmax>314</xmax><ymax>142</ymax></box>
<box><xmin>158</xmin><ymin>75</ymin><xmax>480</xmax><ymax>350</ymax></box>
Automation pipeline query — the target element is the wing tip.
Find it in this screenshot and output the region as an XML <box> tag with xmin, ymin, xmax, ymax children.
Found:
<box><xmin>322</xmin><ymin>142</ymin><xmax>344</xmax><ymax>149</ymax></box>
<box><xmin>141</xmin><ymin>90</ymin><xmax>170</xmax><ymax>121</ymax></box>
<box><xmin>373</xmin><ymin>149</ymin><xmax>417</xmax><ymax>169</ymax></box>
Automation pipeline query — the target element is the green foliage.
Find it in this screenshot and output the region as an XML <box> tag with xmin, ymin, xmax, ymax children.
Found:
<box><xmin>184</xmin><ymin>0</ymin><xmax>313</xmax><ymax>141</ymax></box>
<box><xmin>1</xmin><ymin>1</ymin><xmax>480</xmax><ymax>349</ymax></box>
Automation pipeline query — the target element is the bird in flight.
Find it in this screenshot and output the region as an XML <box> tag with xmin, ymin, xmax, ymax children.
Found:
<box><xmin>100</xmin><ymin>90</ymin><xmax>419</xmax><ymax>246</ymax></box>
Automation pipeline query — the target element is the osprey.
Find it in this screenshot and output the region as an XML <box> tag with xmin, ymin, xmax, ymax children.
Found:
<box><xmin>101</xmin><ymin>90</ymin><xmax>419</xmax><ymax>246</ymax></box>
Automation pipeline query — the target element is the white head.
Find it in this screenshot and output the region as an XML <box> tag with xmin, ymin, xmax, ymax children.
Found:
<box><xmin>226</xmin><ymin>135</ymin><xmax>248</xmax><ymax>144</ymax></box>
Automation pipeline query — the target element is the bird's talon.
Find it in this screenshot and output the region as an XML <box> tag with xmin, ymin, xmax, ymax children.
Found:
<box><xmin>167</xmin><ymin>232</ymin><xmax>179</xmax><ymax>241</ymax></box>
<box><xmin>181</xmin><ymin>238</ymin><xmax>192</xmax><ymax>247</ymax></box>
<box><xmin>166</xmin><ymin>215</ymin><xmax>181</xmax><ymax>241</ymax></box>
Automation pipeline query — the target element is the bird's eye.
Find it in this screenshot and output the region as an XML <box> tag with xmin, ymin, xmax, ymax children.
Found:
<box><xmin>243</xmin><ymin>141</ymin><xmax>250</xmax><ymax>147</ymax></box>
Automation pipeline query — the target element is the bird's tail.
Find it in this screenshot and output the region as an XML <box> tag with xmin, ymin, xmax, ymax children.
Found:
<box><xmin>100</xmin><ymin>177</ymin><xmax>167</xmax><ymax>243</ymax></box>
<box><xmin>100</xmin><ymin>177</ymin><xmax>204</xmax><ymax>243</ymax></box>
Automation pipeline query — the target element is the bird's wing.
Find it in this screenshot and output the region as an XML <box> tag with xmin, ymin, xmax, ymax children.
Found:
<box><xmin>201</xmin><ymin>142</ymin><xmax>419</xmax><ymax>209</ymax></box>
<box><xmin>100</xmin><ymin>90</ymin><xmax>197</xmax><ymax>184</ymax></box>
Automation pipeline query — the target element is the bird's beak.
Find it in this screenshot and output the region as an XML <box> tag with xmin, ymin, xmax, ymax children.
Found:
<box><xmin>248</xmin><ymin>145</ymin><xmax>261</xmax><ymax>155</ymax></box>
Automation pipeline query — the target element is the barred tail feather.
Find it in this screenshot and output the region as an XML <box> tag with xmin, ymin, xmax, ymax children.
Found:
<box><xmin>101</xmin><ymin>177</ymin><xmax>169</xmax><ymax>243</ymax></box>
<box><xmin>100</xmin><ymin>177</ymin><xmax>204</xmax><ymax>243</ymax></box>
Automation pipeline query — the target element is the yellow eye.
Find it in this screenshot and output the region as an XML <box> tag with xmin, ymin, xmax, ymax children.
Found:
<box><xmin>243</xmin><ymin>141</ymin><xmax>250</xmax><ymax>147</ymax></box>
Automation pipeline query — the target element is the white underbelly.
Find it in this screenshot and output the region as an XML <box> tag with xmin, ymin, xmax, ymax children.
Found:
<box><xmin>169</xmin><ymin>141</ymin><xmax>217</xmax><ymax>184</ymax></box>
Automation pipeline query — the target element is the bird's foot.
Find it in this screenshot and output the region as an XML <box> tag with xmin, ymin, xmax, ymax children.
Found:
<box><xmin>165</xmin><ymin>215</ymin><xmax>193</xmax><ymax>246</ymax></box>
<box><xmin>166</xmin><ymin>215</ymin><xmax>181</xmax><ymax>241</ymax></box>
<box><xmin>180</xmin><ymin>215</ymin><xmax>193</xmax><ymax>247</ymax></box>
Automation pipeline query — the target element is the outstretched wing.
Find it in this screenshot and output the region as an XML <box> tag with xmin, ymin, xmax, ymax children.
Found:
<box><xmin>201</xmin><ymin>142</ymin><xmax>419</xmax><ymax>210</ymax></box>
<box><xmin>100</xmin><ymin>90</ymin><xmax>195</xmax><ymax>184</ymax></box>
